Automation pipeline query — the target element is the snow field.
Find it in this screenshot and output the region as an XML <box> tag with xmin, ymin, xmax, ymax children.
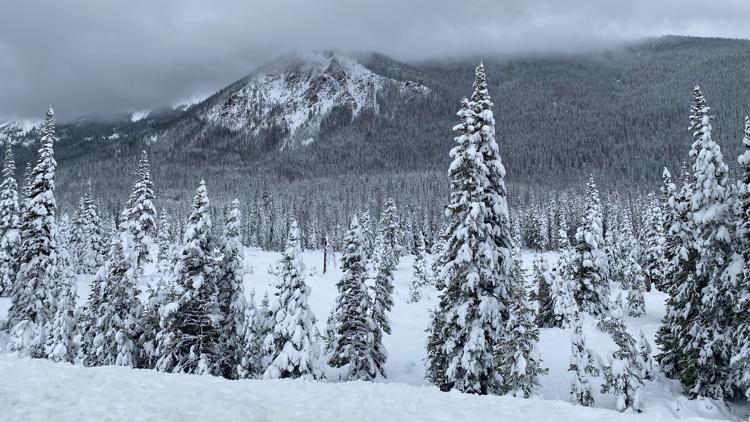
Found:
<box><xmin>0</xmin><ymin>248</ymin><xmax>735</xmax><ymax>421</ymax></box>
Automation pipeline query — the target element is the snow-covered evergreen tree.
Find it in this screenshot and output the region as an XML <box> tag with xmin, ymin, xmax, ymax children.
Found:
<box><xmin>637</xmin><ymin>330</ymin><xmax>655</xmax><ymax>381</ymax></box>
<box><xmin>601</xmin><ymin>316</ymin><xmax>643</xmax><ymax>412</ymax></box>
<box><xmin>655</xmin><ymin>166</ymin><xmax>691</xmax><ymax>377</ymax></box>
<box><xmin>0</xmin><ymin>143</ymin><xmax>20</xmax><ymax>296</ymax></box>
<box><xmin>368</xmin><ymin>233</ymin><xmax>394</xmax><ymax>378</ymax></box>
<box><xmin>408</xmin><ymin>231</ymin><xmax>428</xmax><ymax>303</ymax></box>
<box><xmin>569</xmin><ymin>320</ymin><xmax>600</xmax><ymax>406</ymax></box>
<box><xmin>549</xmin><ymin>264</ymin><xmax>578</xmax><ymax>329</ymax></box>
<box><xmin>427</xmin><ymin>63</ymin><xmax>514</xmax><ymax>394</ymax></box>
<box><xmin>329</xmin><ymin>215</ymin><xmax>378</xmax><ymax>381</ymax></box>
<box><xmin>264</xmin><ymin>220</ymin><xmax>322</xmax><ymax>380</ymax></box>
<box><xmin>121</xmin><ymin>151</ymin><xmax>157</xmax><ymax>272</ymax></box>
<box><xmin>568</xmin><ymin>176</ymin><xmax>610</xmax><ymax>317</ymax></box>
<box><xmin>640</xmin><ymin>193</ymin><xmax>666</xmax><ymax>291</ymax></box>
<box><xmin>359</xmin><ymin>210</ymin><xmax>374</xmax><ymax>258</ymax></box>
<box><xmin>530</xmin><ymin>255</ymin><xmax>555</xmax><ymax>327</ymax></box>
<box><xmin>156</xmin><ymin>208</ymin><xmax>174</xmax><ymax>273</ymax></box>
<box><xmin>732</xmin><ymin>116</ymin><xmax>750</xmax><ymax>398</ymax></box>
<box><xmin>6</xmin><ymin>106</ymin><xmax>60</xmax><ymax>357</ymax></box>
<box><xmin>495</xmin><ymin>250</ymin><xmax>547</xmax><ymax>397</ymax></box>
<box><xmin>155</xmin><ymin>181</ymin><xmax>221</xmax><ymax>375</ymax></box>
<box><xmin>71</xmin><ymin>183</ymin><xmax>107</xmax><ymax>273</ymax></box>
<box><xmin>216</xmin><ymin>199</ymin><xmax>247</xmax><ymax>379</ymax></box>
<box><xmin>45</xmin><ymin>275</ymin><xmax>77</xmax><ymax>363</ymax></box>
<box><xmin>662</xmin><ymin>86</ymin><xmax>735</xmax><ymax>399</ymax></box>
<box><xmin>90</xmin><ymin>231</ymin><xmax>144</xmax><ymax>367</ymax></box>
<box><xmin>378</xmin><ymin>198</ymin><xmax>401</xmax><ymax>266</ymax></box>
<box><xmin>238</xmin><ymin>289</ymin><xmax>263</xmax><ymax>379</ymax></box>
<box><xmin>138</xmin><ymin>273</ymin><xmax>173</xmax><ymax>369</ymax></box>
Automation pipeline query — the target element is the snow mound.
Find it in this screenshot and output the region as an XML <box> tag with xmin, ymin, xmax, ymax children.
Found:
<box><xmin>0</xmin><ymin>355</ymin><xmax>724</xmax><ymax>422</ymax></box>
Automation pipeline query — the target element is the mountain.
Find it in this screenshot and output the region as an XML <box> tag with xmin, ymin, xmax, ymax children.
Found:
<box><xmin>197</xmin><ymin>51</ymin><xmax>429</xmax><ymax>150</ymax></box>
<box><xmin>0</xmin><ymin>119</ymin><xmax>42</xmax><ymax>146</ymax></box>
<box><xmin>8</xmin><ymin>36</ymin><xmax>750</xmax><ymax>210</ymax></box>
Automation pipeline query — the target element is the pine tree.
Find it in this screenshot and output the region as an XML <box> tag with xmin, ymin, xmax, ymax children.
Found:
<box><xmin>496</xmin><ymin>250</ymin><xmax>548</xmax><ymax>397</ymax></box>
<box><xmin>530</xmin><ymin>255</ymin><xmax>555</xmax><ymax>327</ymax></box>
<box><xmin>569</xmin><ymin>320</ymin><xmax>600</xmax><ymax>406</ymax></box>
<box><xmin>664</xmin><ymin>86</ymin><xmax>735</xmax><ymax>399</ymax></box>
<box><xmin>6</xmin><ymin>106</ymin><xmax>60</xmax><ymax>357</ymax></box>
<box><xmin>121</xmin><ymin>151</ymin><xmax>157</xmax><ymax>272</ymax></box>
<box><xmin>71</xmin><ymin>183</ymin><xmax>106</xmax><ymax>273</ymax></box>
<box><xmin>568</xmin><ymin>176</ymin><xmax>610</xmax><ymax>317</ymax></box>
<box><xmin>550</xmin><ymin>264</ymin><xmax>578</xmax><ymax>328</ymax></box>
<box><xmin>45</xmin><ymin>275</ymin><xmax>77</xmax><ymax>363</ymax></box>
<box><xmin>138</xmin><ymin>273</ymin><xmax>173</xmax><ymax>369</ymax></box>
<box><xmin>216</xmin><ymin>199</ymin><xmax>247</xmax><ymax>379</ymax></box>
<box><xmin>640</xmin><ymin>193</ymin><xmax>666</xmax><ymax>291</ymax></box>
<box><xmin>655</xmin><ymin>167</ymin><xmax>691</xmax><ymax>377</ymax></box>
<box><xmin>0</xmin><ymin>143</ymin><xmax>20</xmax><ymax>296</ymax></box>
<box><xmin>379</xmin><ymin>198</ymin><xmax>401</xmax><ymax>267</ymax></box>
<box><xmin>90</xmin><ymin>231</ymin><xmax>144</xmax><ymax>367</ymax></box>
<box><xmin>155</xmin><ymin>181</ymin><xmax>221</xmax><ymax>375</ymax></box>
<box><xmin>156</xmin><ymin>208</ymin><xmax>174</xmax><ymax>273</ymax></box>
<box><xmin>263</xmin><ymin>220</ymin><xmax>322</xmax><ymax>379</ymax></box>
<box><xmin>733</xmin><ymin>116</ymin><xmax>750</xmax><ymax>398</ymax></box>
<box><xmin>637</xmin><ymin>330</ymin><xmax>655</xmax><ymax>381</ymax></box>
<box><xmin>329</xmin><ymin>215</ymin><xmax>378</xmax><ymax>381</ymax></box>
<box><xmin>408</xmin><ymin>231</ymin><xmax>428</xmax><ymax>303</ymax></box>
<box><xmin>359</xmin><ymin>210</ymin><xmax>374</xmax><ymax>258</ymax></box>
<box><xmin>425</xmin><ymin>306</ymin><xmax>450</xmax><ymax>390</ymax></box>
<box><xmin>238</xmin><ymin>290</ymin><xmax>263</xmax><ymax>379</ymax></box>
<box><xmin>427</xmin><ymin>63</ymin><xmax>514</xmax><ymax>394</ymax></box>
<box><xmin>368</xmin><ymin>234</ymin><xmax>393</xmax><ymax>379</ymax></box>
<box><xmin>601</xmin><ymin>317</ymin><xmax>643</xmax><ymax>412</ymax></box>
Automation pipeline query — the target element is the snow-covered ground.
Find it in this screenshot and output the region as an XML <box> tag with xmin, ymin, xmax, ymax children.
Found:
<box><xmin>0</xmin><ymin>248</ymin><xmax>738</xmax><ymax>421</ymax></box>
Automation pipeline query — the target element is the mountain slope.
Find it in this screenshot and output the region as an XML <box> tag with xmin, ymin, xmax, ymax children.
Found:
<box><xmin>7</xmin><ymin>36</ymin><xmax>750</xmax><ymax>208</ymax></box>
<box><xmin>197</xmin><ymin>51</ymin><xmax>429</xmax><ymax>150</ymax></box>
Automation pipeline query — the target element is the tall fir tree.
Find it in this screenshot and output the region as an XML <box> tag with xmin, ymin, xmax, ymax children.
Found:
<box><xmin>264</xmin><ymin>221</ymin><xmax>322</xmax><ymax>380</ymax></box>
<box><xmin>89</xmin><ymin>231</ymin><xmax>143</xmax><ymax>367</ymax></box>
<box><xmin>369</xmin><ymin>232</ymin><xmax>394</xmax><ymax>378</ymax></box>
<box><xmin>45</xmin><ymin>272</ymin><xmax>77</xmax><ymax>363</ymax></box>
<box><xmin>408</xmin><ymin>232</ymin><xmax>428</xmax><ymax>303</ymax></box>
<box><xmin>640</xmin><ymin>192</ymin><xmax>666</xmax><ymax>291</ymax></box>
<box><xmin>238</xmin><ymin>289</ymin><xmax>263</xmax><ymax>379</ymax></box>
<box><xmin>122</xmin><ymin>151</ymin><xmax>157</xmax><ymax>272</ymax></box>
<box><xmin>378</xmin><ymin>198</ymin><xmax>401</xmax><ymax>267</ymax></box>
<box><xmin>732</xmin><ymin>116</ymin><xmax>750</xmax><ymax>398</ymax></box>
<box><xmin>215</xmin><ymin>199</ymin><xmax>247</xmax><ymax>379</ymax></box>
<box><xmin>156</xmin><ymin>208</ymin><xmax>174</xmax><ymax>273</ymax></box>
<box><xmin>427</xmin><ymin>63</ymin><xmax>514</xmax><ymax>395</ymax></box>
<box><xmin>495</xmin><ymin>249</ymin><xmax>548</xmax><ymax>397</ymax></box>
<box><xmin>665</xmin><ymin>86</ymin><xmax>735</xmax><ymax>399</ymax></box>
<box><xmin>530</xmin><ymin>255</ymin><xmax>555</xmax><ymax>327</ymax></box>
<box><xmin>329</xmin><ymin>215</ymin><xmax>378</xmax><ymax>381</ymax></box>
<box><xmin>0</xmin><ymin>143</ymin><xmax>20</xmax><ymax>296</ymax></box>
<box><xmin>155</xmin><ymin>181</ymin><xmax>222</xmax><ymax>375</ymax></box>
<box><xmin>568</xmin><ymin>176</ymin><xmax>610</xmax><ymax>317</ymax></box>
<box><xmin>6</xmin><ymin>106</ymin><xmax>60</xmax><ymax>357</ymax></box>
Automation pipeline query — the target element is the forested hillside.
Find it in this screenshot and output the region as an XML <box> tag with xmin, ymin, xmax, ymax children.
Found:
<box><xmin>5</xmin><ymin>36</ymin><xmax>750</xmax><ymax>216</ymax></box>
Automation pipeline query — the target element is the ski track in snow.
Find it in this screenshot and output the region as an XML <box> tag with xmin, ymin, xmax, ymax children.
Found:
<box><xmin>0</xmin><ymin>249</ymin><xmax>737</xmax><ymax>421</ymax></box>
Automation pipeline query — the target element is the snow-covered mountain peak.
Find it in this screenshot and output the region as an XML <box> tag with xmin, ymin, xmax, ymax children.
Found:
<box><xmin>0</xmin><ymin>119</ymin><xmax>43</xmax><ymax>145</ymax></box>
<box><xmin>201</xmin><ymin>50</ymin><xmax>429</xmax><ymax>149</ymax></box>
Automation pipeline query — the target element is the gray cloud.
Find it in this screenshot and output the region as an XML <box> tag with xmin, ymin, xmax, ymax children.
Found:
<box><xmin>1</xmin><ymin>0</ymin><xmax>748</xmax><ymax>120</ymax></box>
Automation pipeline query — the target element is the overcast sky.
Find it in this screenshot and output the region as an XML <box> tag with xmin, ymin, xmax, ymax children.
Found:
<box><xmin>1</xmin><ymin>0</ymin><xmax>749</xmax><ymax>121</ymax></box>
